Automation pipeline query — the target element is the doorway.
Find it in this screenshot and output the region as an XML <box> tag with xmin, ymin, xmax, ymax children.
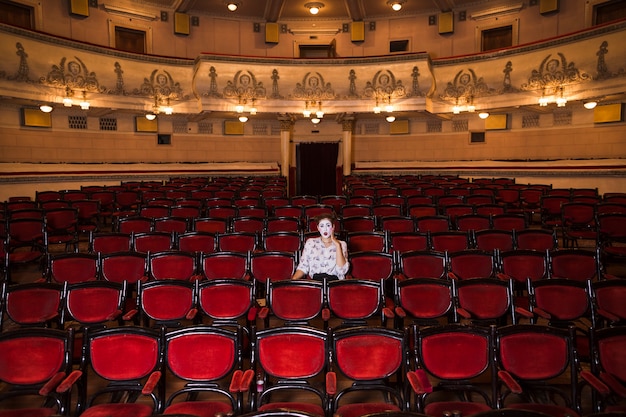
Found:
<box><xmin>296</xmin><ymin>142</ymin><xmax>339</xmax><ymax>196</ymax></box>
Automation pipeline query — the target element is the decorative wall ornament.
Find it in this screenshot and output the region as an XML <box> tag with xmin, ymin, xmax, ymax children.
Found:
<box><xmin>292</xmin><ymin>72</ymin><xmax>335</xmax><ymax>100</ymax></box>
<box><xmin>520</xmin><ymin>52</ymin><xmax>590</xmax><ymax>93</ymax></box>
<box><xmin>347</xmin><ymin>69</ymin><xmax>358</xmax><ymax>99</ymax></box>
<box><xmin>134</xmin><ymin>69</ymin><xmax>186</xmax><ymax>100</ymax></box>
<box><xmin>441</xmin><ymin>68</ymin><xmax>491</xmax><ymax>102</ymax></box>
<box><xmin>4</xmin><ymin>42</ymin><xmax>33</xmax><ymax>82</ymax></box>
<box><xmin>409</xmin><ymin>66</ymin><xmax>424</xmax><ymax>97</ymax></box>
<box><xmin>595</xmin><ymin>41</ymin><xmax>625</xmax><ymax>80</ymax></box>
<box><xmin>40</xmin><ymin>55</ymin><xmax>105</xmax><ymax>92</ymax></box>
<box><xmin>270</xmin><ymin>69</ymin><xmax>283</xmax><ymax>99</ymax></box>
<box><xmin>110</xmin><ymin>62</ymin><xmax>125</xmax><ymax>95</ymax></box>
<box><xmin>205</xmin><ymin>66</ymin><xmax>222</xmax><ymax>98</ymax></box>
<box><xmin>223</xmin><ymin>70</ymin><xmax>266</xmax><ymax>100</ymax></box>
<box><xmin>363</xmin><ymin>69</ymin><xmax>406</xmax><ymax>100</ymax></box>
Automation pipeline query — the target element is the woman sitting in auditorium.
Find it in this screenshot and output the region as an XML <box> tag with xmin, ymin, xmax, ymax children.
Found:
<box><xmin>292</xmin><ymin>212</ymin><xmax>349</xmax><ymax>281</ymax></box>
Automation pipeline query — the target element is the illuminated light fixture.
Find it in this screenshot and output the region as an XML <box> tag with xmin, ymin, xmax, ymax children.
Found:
<box><xmin>161</xmin><ymin>98</ymin><xmax>173</xmax><ymax>115</ymax></box>
<box><xmin>305</xmin><ymin>2</ymin><xmax>324</xmax><ymax>15</ymax></box>
<box><xmin>452</xmin><ymin>105</ymin><xmax>461</xmax><ymax>114</ymax></box>
<box><xmin>386</xmin><ymin>115</ymin><xmax>396</xmax><ymax>122</ymax></box>
<box><xmin>373</xmin><ymin>98</ymin><xmax>381</xmax><ymax>114</ymax></box>
<box><xmin>311</xmin><ymin>117</ymin><xmax>321</xmax><ymax>124</ymax></box>
<box><xmin>79</xmin><ymin>91</ymin><xmax>90</xmax><ymax>110</ymax></box>
<box><xmin>226</xmin><ymin>2</ymin><xmax>240</xmax><ymax>12</ymax></box>
<box><xmin>145</xmin><ymin>113</ymin><xmax>157</xmax><ymax>121</ymax></box>
<box><xmin>387</xmin><ymin>0</ymin><xmax>406</xmax><ymax>11</ymax></box>
<box><xmin>538</xmin><ymin>95</ymin><xmax>549</xmax><ymax>107</ymax></box>
<box><xmin>583</xmin><ymin>100</ymin><xmax>597</xmax><ymax>109</ymax></box>
<box><xmin>235</xmin><ymin>102</ymin><xmax>245</xmax><ymax>113</ymax></box>
<box><xmin>478</xmin><ymin>112</ymin><xmax>490</xmax><ymax>119</ymax></box>
<box><xmin>63</xmin><ymin>86</ymin><xmax>73</xmax><ymax>107</ymax></box>
<box><xmin>39</xmin><ymin>104</ymin><xmax>53</xmax><ymax>113</ymax></box>
<box><xmin>315</xmin><ymin>101</ymin><xmax>324</xmax><ymax>118</ymax></box>
<box><xmin>238</xmin><ymin>115</ymin><xmax>249</xmax><ymax>123</ymax></box>
<box><xmin>249</xmin><ymin>98</ymin><xmax>257</xmax><ymax>115</ymax></box>
<box><xmin>302</xmin><ymin>101</ymin><xmax>311</xmax><ymax>117</ymax></box>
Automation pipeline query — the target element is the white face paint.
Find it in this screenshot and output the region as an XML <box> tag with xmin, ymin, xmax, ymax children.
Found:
<box><xmin>317</xmin><ymin>219</ymin><xmax>333</xmax><ymax>239</ymax></box>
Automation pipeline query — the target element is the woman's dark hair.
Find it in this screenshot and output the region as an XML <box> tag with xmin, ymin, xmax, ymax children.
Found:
<box><xmin>314</xmin><ymin>212</ymin><xmax>337</xmax><ymax>224</ymax></box>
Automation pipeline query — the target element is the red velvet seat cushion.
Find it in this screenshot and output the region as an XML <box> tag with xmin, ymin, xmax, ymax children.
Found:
<box><xmin>0</xmin><ymin>409</ymin><xmax>58</xmax><ymax>417</ymax></box>
<box><xmin>508</xmin><ymin>402</ymin><xmax>580</xmax><ymax>417</ymax></box>
<box><xmin>164</xmin><ymin>400</ymin><xmax>232</xmax><ymax>417</ymax></box>
<box><xmin>335</xmin><ymin>403</ymin><xmax>400</xmax><ymax>417</ymax></box>
<box><xmin>424</xmin><ymin>401</ymin><xmax>492</xmax><ymax>417</ymax></box>
<box><xmin>79</xmin><ymin>403</ymin><xmax>154</xmax><ymax>417</ymax></box>
<box><xmin>259</xmin><ymin>402</ymin><xmax>325</xmax><ymax>417</ymax></box>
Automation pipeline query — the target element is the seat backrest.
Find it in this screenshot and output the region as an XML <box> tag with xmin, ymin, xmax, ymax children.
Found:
<box><xmin>88</xmin><ymin>231</ymin><xmax>132</xmax><ymax>254</ymax></box>
<box><xmin>346</xmin><ymin>231</ymin><xmax>388</xmax><ymax>253</ymax></box>
<box><xmin>262</xmin><ymin>231</ymin><xmax>302</xmax><ymax>253</ymax></box>
<box><xmin>447</xmin><ymin>250</ymin><xmax>496</xmax><ymax>280</ymax></box>
<box><xmin>116</xmin><ymin>215</ymin><xmax>152</xmax><ymax>233</ymax></box>
<box><xmin>592</xmin><ymin>280</ymin><xmax>626</xmax><ymax>327</ymax></box>
<box><xmin>326</xmin><ymin>279</ymin><xmax>386</xmax><ymax>326</ymax></box>
<box><xmin>398</xmin><ymin>250</ymin><xmax>447</xmax><ymax>280</ymax></box>
<box><xmin>64</xmin><ymin>281</ymin><xmax>125</xmax><ymax>325</ymax></box>
<box><xmin>379</xmin><ymin>216</ymin><xmax>415</xmax><ymax>233</ymax></box>
<box><xmin>0</xmin><ymin>327</ymin><xmax>74</xmax><ymax>415</ymax></box>
<box><xmin>153</xmin><ymin>216</ymin><xmax>189</xmax><ymax>233</ymax></box>
<box><xmin>147</xmin><ymin>250</ymin><xmax>198</xmax><ymax>281</ymax></box>
<box><xmin>136</xmin><ymin>279</ymin><xmax>196</xmax><ymax>326</ymax></box>
<box><xmin>176</xmin><ymin>231</ymin><xmax>217</xmax><ymax>254</ymax></box>
<box><xmin>80</xmin><ymin>326</ymin><xmax>164</xmax><ymax>413</ymax></box>
<box><xmin>497</xmin><ymin>249</ymin><xmax>549</xmax><ymax>284</ymax></box>
<box><xmin>348</xmin><ymin>251</ymin><xmax>394</xmax><ymax>281</ymax></box>
<box><xmin>47</xmin><ymin>252</ymin><xmax>99</xmax><ymax>284</ymax></box>
<box><xmin>199</xmin><ymin>250</ymin><xmax>249</xmax><ymax>281</ymax></box>
<box><xmin>2</xmin><ymin>282</ymin><xmax>64</xmax><ymax>329</ymax></box>
<box><xmin>473</xmin><ymin>229</ymin><xmax>515</xmax><ymax>251</ymax></box>
<box><xmin>454</xmin><ymin>278</ymin><xmax>516</xmax><ymax>325</ymax></box>
<box><xmin>194</xmin><ymin>217</ymin><xmax>229</xmax><ymax>233</ymax></box>
<box><xmin>389</xmin><ymin>232</ymin><xmax>430</xmax><ymax>254</ymax></box>
<box><xmin>529</xmin><ymin>278</ymin><xmax>591</xmax><ymax>324</ymax></box>
<box><xmin>250</xmin><ymin>251</ymin><xmax>296</xmax><ymax>284</ymax></box>
<box><xmin>514</xmin><ymin>228</ymin><xmax>558</xmax><ymax>251</ymax></box>
<box><xmin>99</xmin><ymin>251</ymin><xmax>147</xmax><ymax>284</ymax></box>
<box><xmin>395</xmin><ymin>278</ymin><xmax>455</xmax><ymax>325</ymax></box>
<box><xmin>197</xmin><ymin>278</ymin><xmax>255</xmax><ymax>323</ymax></box>
<box><xmin>548</xmin><ymin>248</ymin><xmax>600</xmax><ymax>281</ymax></box>
<box><xmin>430</xmin><ymin>231</ymin><xmax>472</xmax><ymax>252</ymax></box>
<box><xmin>265</xmin><ymin>278</ymin><xmax>325</xmax><ymax>326</ymax></box>
<box><xmin>415</xmin><ymin>215</ymin><xmax>451</xmax><ymax>233</ymax></box>
<box><xmin>494</xmin><ymin>324</ymin><xmax>578</xmax><ymax>410</ymax></box>
<box><xmin>218</xmin><ymin>231</ymin><xmax>258</xmax><ymax>252</ymax></box>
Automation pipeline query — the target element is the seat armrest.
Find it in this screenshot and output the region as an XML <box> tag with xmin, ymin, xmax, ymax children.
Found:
<box><xmin>56</xmin><ymin>370</ymin><xmax>83</xmax><ymax>393</ymax></box>
<box><xmin>258</xmin><ymin>306</ymin><xmax>270</xmax><ymax>320</ymax></box>
<box><xmin>326</xmin><ymin>372</ymin><xmax>337</xmax><ymax>395</ymax></box>
<box><xmin>580</xmin><ymin>370</ymin><xmax>610</xmax><ymax>395</ymax></box>
<box><xmin>407</xmin><ymin>369</ymin><xmax>433</xmax><ymax>394</ymax></box>
<box><xmin>39</xmin><ymin>372</ymin><xmax>66</xmax><ymax>396</ymax></box>
<box><xmin>456</xmin><ymin>307</ymin><xmax>471</xmax><ymax>319</ymax></box>
<box><xmin>229</xmin><ymin>369</ymin><xmax>243</xmax><ymax>392</ymax></box>
<box><xmin>498</xmin><ymin>370</ymin><xmax>522</xmax><ymax>394</ymax></box>
<box><xmin>514</xmin><ymin>306</ymin><xmax>534</xmax><ymax>319</ymax></box>
<box><xmin>600</xmin><ymin>371</ymin><xmax>626</xmax><ymax>397</ymax></box>
<box><xmin>122</xmin><ymin>309</ymin><xmax>138</xmax><ymax>321</ymax></box>
<box><xmin>394</xmin><ymin>306</ymin><xmax>406</xmax><ymax>319</ymax></box>
<box><xmin>532</xmin><ymin>307</ymin><xmax>551</xmax><ymax>320</ymax></box>
<box><xmin>185</xmin><ymin>308</ymin><xmax>198</xmax><ymax>320</ymax></box>
<box><xmin>239</xmin><ymin>369</ymin><xmax>254</xmax><ymax>392</ymax></box>
<box><xmin>141</xmin><ymin>371</ymin><xmax>162</xmax><ymax>395</ymax></box>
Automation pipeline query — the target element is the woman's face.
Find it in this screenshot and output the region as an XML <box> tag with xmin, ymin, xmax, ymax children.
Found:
<box><xmin>317</xmin><ymin>219</ymin><xmax>334</xmax><ymax>239</ymax></box>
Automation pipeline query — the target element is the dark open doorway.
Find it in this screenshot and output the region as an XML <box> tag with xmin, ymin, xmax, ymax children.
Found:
<box><xmin>296</xmin><ymin>142</ymin><xmax>339</xmax><ymax>196</ymax></box>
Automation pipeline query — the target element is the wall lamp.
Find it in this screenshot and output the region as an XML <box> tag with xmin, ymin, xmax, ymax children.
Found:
<box><xmin>583</xmin><ymin>100</ymin><xmax>598</xmax><ymax>109</ymax></box>
<box><xmin>226</xmin><ymin>2</ymin><xmax>240</xmax><ymax>12</ymax></box>
<box><xmin>39</xmin><ymin>104</ymin><xmax>53</xmax><ymax>113</ymax></box>
<box><xmin>387</xmin><ymin>0</ymin><xmax>406</xmax><ymax>12</ymax></box>
<box><xmin>305</xmin><ymin>2</ymin><xmax>324</xmax><ymax>15</ymax></box>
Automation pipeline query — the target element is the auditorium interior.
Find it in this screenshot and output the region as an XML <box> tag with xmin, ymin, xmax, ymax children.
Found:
<box><xmin>1</xmin><ymin>0</ymin><xmax>626</xmax><ymax>416</ymax></box>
